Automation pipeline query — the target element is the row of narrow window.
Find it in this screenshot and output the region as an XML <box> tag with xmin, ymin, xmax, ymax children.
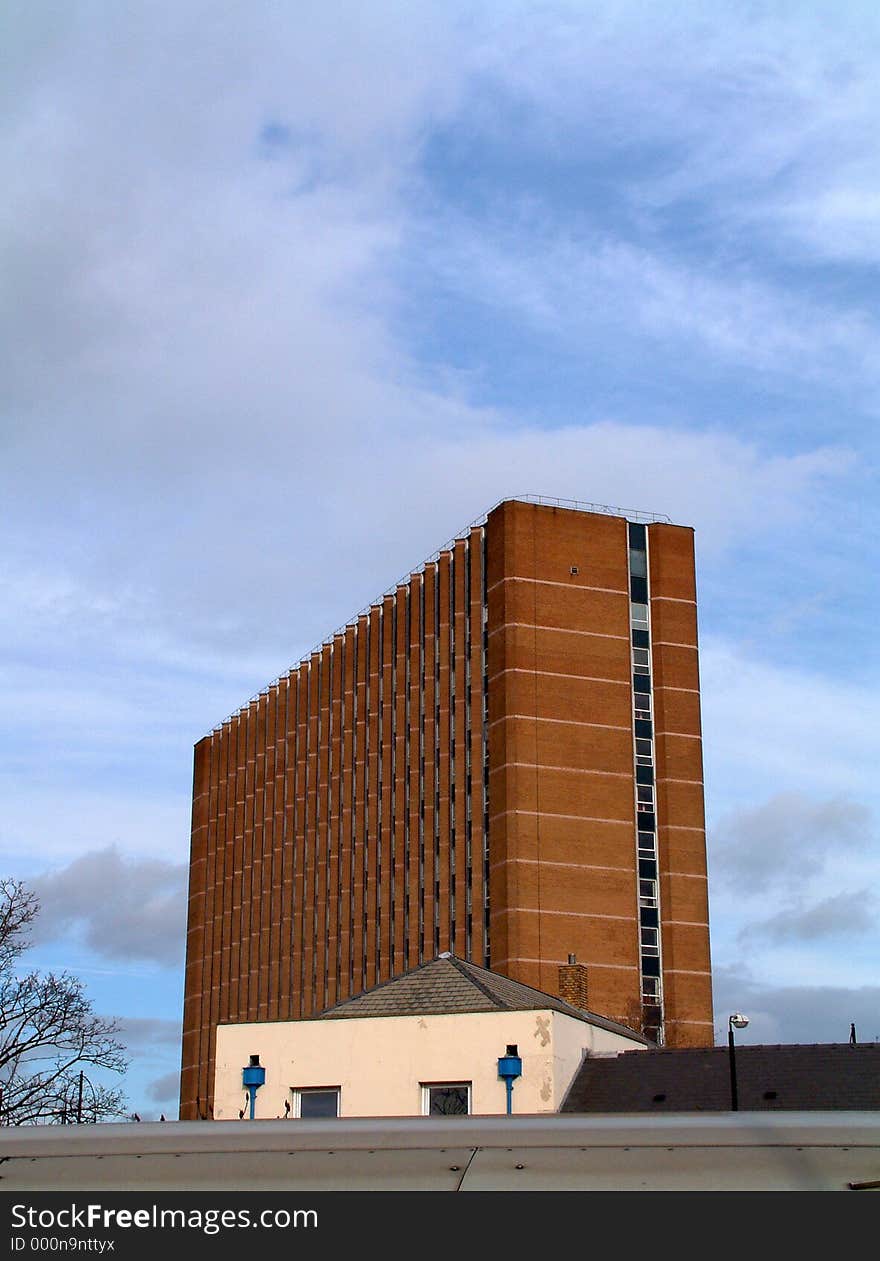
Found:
<box><xmin>628</xmin><ymin>523</ymin><xmax>663</xmax><ymax>1027</ymax></box>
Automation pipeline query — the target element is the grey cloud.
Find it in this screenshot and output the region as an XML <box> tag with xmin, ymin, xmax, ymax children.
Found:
<box><xmin>739</xmin><ymin>890</ymin><xmax>877</xmax><ymax>947</ymax></box>
<box><xmin>147</xmin><ymin>1071</ymin><xmax>180</xmax><ymax>1104</ymax></box>
<box><xmin>118</xmin><ymin>1024</ymin><xmax>182</xmax><ymax>1120</ymax></box>
<box><xmin>710</xmin><ymin>793</ymin><xmax>872</xmax><ymax>893</ymax></box>
<box><xmin>114</xmin><ymin>1017</ymin><xmax>182</xmax><ymax>1053</ymax></box>
<box><xmin>711</xmin><ymin>966</ymin><xmax>880</xmax><ymax>1046</ymax></box>
<box><xmin>30</xmin><ymin>847</ymin><xmax>187</xmax><ymax>967</ymax></box>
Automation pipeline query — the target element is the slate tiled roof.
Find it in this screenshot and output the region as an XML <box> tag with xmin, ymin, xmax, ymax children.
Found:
<box><xmin>313</xmin><ymin>953</ymin><xmax>650</xmax><ymax>1043</ymax></box>
<box><xmin>561</xmin><ymin>1043</ymin><xmax>880</xmax><ymax>1112</ymax></box>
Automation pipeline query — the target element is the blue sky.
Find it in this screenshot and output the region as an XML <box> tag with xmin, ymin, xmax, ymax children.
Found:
<box><xmin>1</xmin><ymin>1</ymin><xmax>877</xmax><ymax>1117</ymax></box>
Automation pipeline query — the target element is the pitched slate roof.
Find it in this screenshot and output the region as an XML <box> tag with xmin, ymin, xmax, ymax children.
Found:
<box><xmin>561</xmin><ymin>1043</ymin><xmax>880</xmax><ymax>1112</ymax></box>
<box><xmin>312</xmin><ymin>953</ymin><xmax>650</xmax><ymax>1043</ymax></box>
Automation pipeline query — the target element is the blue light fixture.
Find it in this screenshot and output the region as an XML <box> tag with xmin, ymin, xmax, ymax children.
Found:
<box><xmin>497</xmin><ymin>1044</ymin><xmax>522</xmax><ymax>1115</ymax></box>
<box><xmin>242</xmin><ymin>1054</ymin><xmax>266</xmax><ymax>1120</ymax></box>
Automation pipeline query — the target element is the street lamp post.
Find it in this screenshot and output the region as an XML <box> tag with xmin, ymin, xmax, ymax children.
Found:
<box><xmin>727</xmin><ymin>1013</ymin><xmax>749</xmax><ymax>1111</ymax></box>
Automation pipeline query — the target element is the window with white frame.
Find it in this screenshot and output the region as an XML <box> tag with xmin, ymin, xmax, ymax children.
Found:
<box><xmin>421</xmin><ymin>1082</ymin><xmax>471</xmax><ymax>1115</ymax></box>
<box><xmin>292</xmin><ymin>1087</ymin><xmax>340</xmax><ymax>1118</ymax></box>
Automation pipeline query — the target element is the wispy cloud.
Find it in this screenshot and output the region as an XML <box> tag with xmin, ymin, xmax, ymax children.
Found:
<box><xmin>465</xmin><ymin>2</ymin><xmax>880</xmax><ymax>266</ymax></box>
<box><xmin>410</xmin><ymin>208</ymin><xmax>880</xmax><ymax>399</ymax></box>
<box><xmin>702</xmin><ymin>645</ymin><xmax>875</xmax><ymax>807</ymax></box>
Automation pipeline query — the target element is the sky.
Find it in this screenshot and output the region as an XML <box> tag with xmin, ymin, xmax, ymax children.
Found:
<box><xmin>2</xmin><ymin>0</ymin><xmax>877</xmax><ymax>1119</ymax></box>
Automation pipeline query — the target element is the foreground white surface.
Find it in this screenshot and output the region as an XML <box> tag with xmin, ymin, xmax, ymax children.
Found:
<box><xmin>1</xmin><ymin>1114</ymin><xmax>878</xmax><ymax>1191</ymax></box>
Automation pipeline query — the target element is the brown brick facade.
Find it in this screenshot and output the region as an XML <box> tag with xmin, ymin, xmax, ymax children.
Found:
<box><xmin>180</xmin><ymin>499</ymin><xmax>713</xmax><ymax>1119</ymax></box>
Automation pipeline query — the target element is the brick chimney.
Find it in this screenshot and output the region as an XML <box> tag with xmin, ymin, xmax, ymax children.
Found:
<box><xmin>558</xmin><ymin>953</ymin><xmax>590</xmax><ymax>1012</ymax></box>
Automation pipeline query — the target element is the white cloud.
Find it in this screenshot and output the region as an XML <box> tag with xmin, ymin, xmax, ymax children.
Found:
<box><xmin>0</xmin><ymin>787</ymin><xmax>190</xmax><ymax>867</ymax></box>
<box><xmin>701</xmin><ymin>640</ymin><xmax>876</xmax><ymax>810</ymax></box>
<box><xmin>1</xmin><ymin>420</ymin><xmax>851</xmax><ymax>671</ymax></box>
<box><xmin>467</xmin><ymin>2</ymin><xmax>880</xmax><ymax>266</ymax></box>
<box><xmin>707</xmin><ymin>790</ymin><xmax>878</xmax><ymax>993</ymax></box>
<box><xmin>1</xmin><ymin>0</ymin><xmax>875</xmax><ymax>1054</ymax></box>
<box><xmin>0</xmin><ymin>0</ymin><xmax>862</xmax><ymax>678</ymax></box>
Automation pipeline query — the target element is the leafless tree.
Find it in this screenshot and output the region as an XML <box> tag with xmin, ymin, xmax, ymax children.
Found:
<box><xmin>0</xmin><ymin>879</ymin><xmax>128</xmax><ymax>1124</ymax></box>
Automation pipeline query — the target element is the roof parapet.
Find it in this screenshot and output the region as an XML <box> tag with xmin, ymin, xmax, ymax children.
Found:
<box><xmin>208</xmin><ymin>493</ymin><xmax>672</xmax><ymax>732</ymax></box>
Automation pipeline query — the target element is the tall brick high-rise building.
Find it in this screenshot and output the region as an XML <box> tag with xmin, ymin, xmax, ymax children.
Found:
<box><xmin>180</xmin><ymin>497</ymin><xmax>713</xmax><ymax>1119</ymax></box>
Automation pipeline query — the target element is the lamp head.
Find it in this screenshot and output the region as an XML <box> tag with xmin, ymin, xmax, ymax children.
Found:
<box><xmin>729</xmin><ymin>1013</ymin><xmax>749</xmax><ymax>1030</ymax></box>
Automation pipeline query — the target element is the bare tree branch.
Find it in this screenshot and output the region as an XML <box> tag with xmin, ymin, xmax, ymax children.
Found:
<box><xmin>0</xmin><ymin>880</ymin><xmax>39</xmax><ymax>973</ymax></box>
<box><xmin>0</xmin><ymin>880</ymin><xmax>128</xmax><ymax>1125</ymax></box>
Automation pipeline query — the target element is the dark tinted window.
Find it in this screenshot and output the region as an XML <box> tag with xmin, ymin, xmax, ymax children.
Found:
<box><xmin>640</xmin><ymin>906</ymin><xmax>659</xmax><ymax>928</ymax></box>
<box><xmin>638</xmin><ymin>858</ymin><xmax>657</xmax><ymax>879</ymax></box>
<box><xmin>628</xmin><ymin>523</ymin><xmax>646</xmax><ymax>549</ymax></box>
<box><xmin>631</xmin><ymin>629</ymin><xmax>650</xmax><ymax>648</ymax></box>
<box><xmin>641</xmin><ymin>955</ymin><xmax>661</xmax><ymax>977</ymax></box>
<box><xmin>630</xmin><ymin>575</ymin><xmax>648</xmax><ymax>604</ymax></box>
<box><xmin>633</xmin><ymin>672</ymin><xmax>651</xmax><ymax>693</ymax></box>
<box><xmin>299</xmin><ymin>1088</ymin><xmax>339</xmax><ymax>1118</ymax></box>
<box><xmin>636</xmin><ymin>764</ymin><xmax>654</xmax><ymax>785</ymax></box>
<box><xmin>634</xmin><ymin>719</ymin><xmax>653</xmax><ymax>739</ymax></box>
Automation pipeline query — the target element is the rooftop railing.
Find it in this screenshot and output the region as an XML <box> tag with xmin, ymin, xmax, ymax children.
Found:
<box><xmin>211</xmin><ymin>494</ymin><xmax>672</xmax><ymax>730</ymax></box>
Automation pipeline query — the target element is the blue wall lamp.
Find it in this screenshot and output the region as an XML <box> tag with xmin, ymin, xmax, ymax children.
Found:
<box><xmin>497</xmin><ymin>1044</ymin><xmax>523</xmax><ymax>1115</ymax></box>
<box><xmin>241</xmin><ymin>1054</ymin><xmax>266</xmax><ymax>1120</ymax></box>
